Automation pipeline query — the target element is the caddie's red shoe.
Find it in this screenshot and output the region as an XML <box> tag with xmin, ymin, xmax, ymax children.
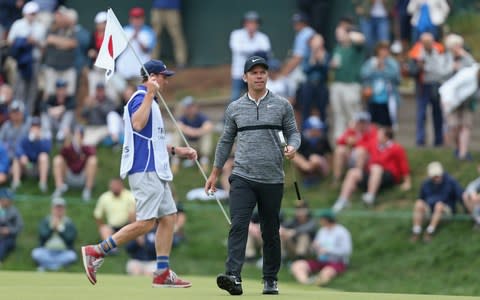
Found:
<box><xmin>81</xmin><ymin>245</ymin><xmax>105</xmax><ymax>285</ymax></box>
<box><xmin>152</xmin><ymin>268</ymin><xmax>192</xmax><ymax>288</ymax></box>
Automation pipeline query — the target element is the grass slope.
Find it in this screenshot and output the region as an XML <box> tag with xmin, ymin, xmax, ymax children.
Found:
<box><xmin>2</xmin><ymin>147</ymin><xmax>480</xmax><ymax>296</ymax></box>
<box><xmin>0</xmin><ymin>271</ymin><xmax>478</xmax><ymax>300</ymax></box>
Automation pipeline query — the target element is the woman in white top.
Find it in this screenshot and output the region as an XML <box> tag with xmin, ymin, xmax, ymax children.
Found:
<box><xmin>290</xmin><ymin>211</ymin><xmax>352</xmax><ymax>286</ymax></box>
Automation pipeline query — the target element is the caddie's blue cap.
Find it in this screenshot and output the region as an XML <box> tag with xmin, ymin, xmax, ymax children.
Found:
<box><xmin>0</xmin><ymin>188</ymin><xmax>14</xmax><ymax>201</ymax></box>
<box><xmin>141</xmin><ymin>60</ymin><xmax>175</xmax><ymax>77</ymax></box>
<box><xmin>244</xmin><ymin>55</ymin><xmax>269</xmax><ymax>74</ymax></box>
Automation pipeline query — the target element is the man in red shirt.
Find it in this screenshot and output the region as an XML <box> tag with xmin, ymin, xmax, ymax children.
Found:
<box><xmin>332</xmin><ymin>127</ymin><xmax>411</xmax><ymax>212</ymax></box>
<box><xmin>332</xmin><ymin>112</ymin><xmax>377</xmax><ymax>186</ymax></box>
<box><xmin>52</xmin><ymin>126</ymin><xmax>98</xmax><ymax>201</ymax></box>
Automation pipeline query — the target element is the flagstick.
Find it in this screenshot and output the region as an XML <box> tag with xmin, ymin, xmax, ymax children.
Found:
<box><xmin>115</xmin><ymin>16</ymin><xmax>231</xmax><ymax>225</ymax></box>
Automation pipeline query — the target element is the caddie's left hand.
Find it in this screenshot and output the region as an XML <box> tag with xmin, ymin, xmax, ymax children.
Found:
<box><xmin>284</xmin><ymin>145</ymin><xmax>296</xmax><ymax>160</ymax></box>
<box><xmin>177</xmin><ymin>146</ymin><xmax>198</xmax><ymax>160</ymax></box>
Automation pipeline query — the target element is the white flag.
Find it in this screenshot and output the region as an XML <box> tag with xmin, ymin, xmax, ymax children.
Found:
<box><xmin>94</xmin><ymin>9</ymin><xmax>128</xmax><ymax>81</ymax></box>
<box><xmin>439</xmin><ymin>63</ymin><xmax>479</xmax><ymax>114</ymax></box>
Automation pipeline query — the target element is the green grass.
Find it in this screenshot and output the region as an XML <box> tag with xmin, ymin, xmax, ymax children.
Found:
<box><xmin>3</xmin><ymin>147</ymin><xmax>480</xmax><ymax>296</ymax></box>
<box><xmin>0</xmin><ymin>271</ymin><xmax>478</xmax><ymax>300</ymax></box>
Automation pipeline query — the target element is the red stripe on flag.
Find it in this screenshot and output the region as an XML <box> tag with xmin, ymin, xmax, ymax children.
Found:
<box><xmin>108</xmin><ymin>35</ymin><xmax>114</xmax><ymax>58</ymax></box>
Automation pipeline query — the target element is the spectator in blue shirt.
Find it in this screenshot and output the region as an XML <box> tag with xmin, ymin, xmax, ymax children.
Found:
<box><xmin>0</xmin><ymin>0</ymin><xmax>22</xmax><ymax>37</ymax></box>
<box><xmin>411</xmin><ymin>161</ymin><xmax>463</xmax><ymax>243</ymax></box>
<box><xmin>360</xmin><ymin>41</ymin><xmax>401</xmax><ymax>127</ymax></box>
<box><xmin>11</xmin><ymin>117</ymin><xmax>51</xmax><ymax>193</ymax></box>
<box><xmin>172</xmin><ymin>96</ymin><xmax>213</xmax><ymax>173</ymax></box>
<box><xmin>292</xmin><ymin>115</ymin><xmax>331</xmax><ymax>185</ymax></box>
<box><xmin>296</xmin><ymin>33</ymin><xmax>330</xmax><ymax>125</ymax></box>
<box><xmin>281</xmin><ymin>12</ymin><xmax>315</xmax><ymax>78</ymax></box>
<box><xmin>0</xmin><ymin>188</ymin><xmax>23</xmax><ymax>264</ymax></box>
<box><xmin>0</xmin><ymin>141</ymin><xmax>9</xmax><ymax>186</ymax></box>
<box><xmin>0</xmin><ymin>100</ymin><xmax>30</xmax><ymax>161</ymax></box>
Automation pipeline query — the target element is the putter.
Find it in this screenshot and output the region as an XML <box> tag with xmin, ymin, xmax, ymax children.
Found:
<box><xmin>277</xmin><ymin>131</ymin><xmax>302</xmax><ymax>202</ymax></box>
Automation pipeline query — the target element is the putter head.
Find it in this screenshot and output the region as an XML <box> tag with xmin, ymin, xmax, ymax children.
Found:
<box><xmin>277</xmin><ymin>131</ymin><xmax>287</xmax><ymax>147</ymax></box>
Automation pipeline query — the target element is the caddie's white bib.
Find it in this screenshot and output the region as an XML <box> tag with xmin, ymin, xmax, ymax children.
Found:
<box><xmin>120</xmin><ymin>90</ymin><xmax>172</xmax><ymax>181</ymax></box>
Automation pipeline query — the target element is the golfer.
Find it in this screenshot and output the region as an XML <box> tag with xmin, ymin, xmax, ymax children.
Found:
<box><xmin>81</xmin><ymin>60</ymin><xmax>197</xmax><ymax>287</ymax></box>
<box><xmin>205</xmin><ymin>55</ymin><xmax>301</xmax><ymax>295</ymax></box>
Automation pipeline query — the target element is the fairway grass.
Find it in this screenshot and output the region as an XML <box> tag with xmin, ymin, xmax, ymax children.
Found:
<box><xmin>0</xmin><ymin>271</ymin><xmax>478</xmax><ymax>300</ymax></box>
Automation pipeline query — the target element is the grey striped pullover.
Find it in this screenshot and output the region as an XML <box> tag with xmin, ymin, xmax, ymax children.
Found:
<box><xmin>214</xmin><ymin>91</ymin><xmax>301</xmax><ymax>184</ymax></box>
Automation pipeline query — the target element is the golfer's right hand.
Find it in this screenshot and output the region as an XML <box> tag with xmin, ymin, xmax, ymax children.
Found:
<box><xmin>205</xmin><ymin>174</ymin><xmax>217</xmax><ymax>195</ymax></box>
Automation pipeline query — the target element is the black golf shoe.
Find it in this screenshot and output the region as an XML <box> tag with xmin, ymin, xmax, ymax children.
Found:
<box><xmin>217</xmin><ymin>274</ymin><xmax>243</xmax><ymax>295</ymax></box>
<box><xmin>262</xmin><ymin>279</ymin><xmax>279</xmax><ymax>295</ymax></box>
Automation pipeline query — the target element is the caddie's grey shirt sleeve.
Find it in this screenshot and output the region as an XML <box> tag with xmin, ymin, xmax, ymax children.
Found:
<box><xmin>213</xmin><ymin>105</ymin><xmax>236</xmax><ymax>169</ymax></box>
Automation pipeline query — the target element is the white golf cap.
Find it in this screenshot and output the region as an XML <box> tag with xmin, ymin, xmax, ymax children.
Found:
<box><xmin>94</xmin><ymin>11</ymin><xmax>107</xmax><ymax>24</ymax></box>
<box><xmin>51</xmin><ymin>197</ymin><xmax>66</xmax><ymax>207</ymax></box>
<box><xmin>64</xmin><ymin>8</ymin><xmax>78</xmax><ymax>23</ymax></box>
<box><xmin>427</xmin><ymin>161</ymin><xmax>444</xmax><ymax>178</ymax></box>
<box><xmin>23</xmin><ymin>1</ymin><xmax>40</xmax><ymax>15</ymax></box>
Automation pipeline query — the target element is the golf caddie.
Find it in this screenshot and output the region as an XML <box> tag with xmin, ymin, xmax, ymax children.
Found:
<box><xmin>205</xmin><ymin>55</ymin><xmax>301</xmax><ymax>295</ymax></box>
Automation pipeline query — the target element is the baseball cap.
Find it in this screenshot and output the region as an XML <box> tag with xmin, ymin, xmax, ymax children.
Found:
<box><xmin>353</xmin><ymin>111</ymin><xmax>371</xmax><ymax>122</ymax></box>
<box><xmin>303</xmin><ymin>115</ymin><xmax>325</xmax><ymax>131</ymax></box>
<box><xmin>292</xmin><ymin>12</ymin><xmax>309</xmax><ymax>24</ymax></box>
<box><xmin>244</xmin><ymin>55</ymin><xmax>269</xmax><ymax>74</ymax></box>
<box><xmin>141</xmin><ymin>60</ymin><xmax>175</xmax><ymax>77</ymax></box>
<box><xmin>180</xmin><ymin>96</ymin><xmax>195</xmax><ymax>107</ymax></box>
<box><xmin>31</xmin><ymin>116</ymin><xmax>41</xmax><ymax>127</ymax></box>
<box><xmin>51</xmin><ymin>197</ymin><xmax>66</xmax><ymax>207</ymax></box>
<box><xmin>427</xmin><ymin>161</ymin><xmax>444</xmax><ymax>178</ymax></box>
<box><xmin>318</xmin><ymin>209</ymin><xmax>336</xmax><ymax>222</ymax></box>
<box><xmin>94</xmin><ymin>11</ymin><xmax>107</xmax><ymax>24</ymax></box>
<box><xmin>55</xmin><ymin>79</ymin><xmax>68</xmax><ymax>88</ymax></box>
<box><xmin>23</xmin><ymin>1</ymin><xmax>39</xmax><ymax>15</ymax></box>
<box><xmin>9</xmin><ymin>100</ymin><xmax>25</xmax><ymax>113</ymax></box>
<box><xmin>129</xmin><ymin>7</ymin><xmax>145</xmax><ymax>18</ymax></box>
<box><xmin>243</xmin><ymin>11</ymin><xmax>260</xmax><ymax>22</ymax></box>
<box><xmin>56</xmin><ymin>5</ymin><xmax>68</xmax><ymax>14</ymax></box>
<box><xmin>64</xmin><ymin>8</ymin><xmax>78</xmax><ymax>23</ymax></box>
<box><xmin>0</xmin><ymin>188</ymin><xmax>14</xmax><ymax>201</ymax></box>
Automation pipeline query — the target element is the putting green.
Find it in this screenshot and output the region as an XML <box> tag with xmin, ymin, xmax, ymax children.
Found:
<box><xmin>0</xmin><ymin>271</ymin><xmax>477</xmax><ymax>300</ymax></box>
